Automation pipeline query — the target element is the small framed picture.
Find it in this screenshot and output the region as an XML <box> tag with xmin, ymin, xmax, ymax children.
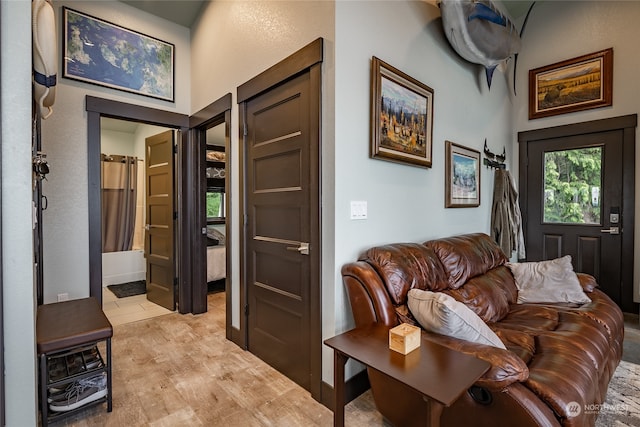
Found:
<box><xmin>370</xmin><ymin>57</ymin><xmax>434</xmax><ymax>168</ymax></box>
<box><xmin>529</xmin><ymin>48</ymin><xmax>613</xmax><ymax>120</ymax></box>
<box><xmin>445</xmin><ymin>141</ymin><xmax>480</xmax><ymax>208</ymax></box>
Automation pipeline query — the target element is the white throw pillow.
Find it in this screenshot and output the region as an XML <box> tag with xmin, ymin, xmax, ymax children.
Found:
<box><xmin>507</xmin><ymin>255</ymin><xmax>591</xmax><ymax>304</ymax></box>
<box><xmin>407</xmin><ymin>289</ymin><xmax>506</xmax><ymax>349</ymax></box>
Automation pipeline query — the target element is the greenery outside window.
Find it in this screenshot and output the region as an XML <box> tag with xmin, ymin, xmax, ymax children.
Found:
<box><xmin>207</xmin><ymin>189</ymin><xmax>225</xmax><ymax>221</ymax></box>
<box><xmin>543</xmin><ymin>146</ymin><xmax>602</xmax><ymax>224</ymax></box>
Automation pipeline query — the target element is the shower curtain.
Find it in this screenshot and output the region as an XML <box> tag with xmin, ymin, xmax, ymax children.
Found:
<box><xmin>101</xmin><ymin>154</ymin><xmax>138</xmax><ymax>253</ymax></box>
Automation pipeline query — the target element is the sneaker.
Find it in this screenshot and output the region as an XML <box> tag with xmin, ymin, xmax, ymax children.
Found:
<box><xmin>48</xmin><ymin>373</ymin><xmax>107</xmax><ymax>412</ymax></box>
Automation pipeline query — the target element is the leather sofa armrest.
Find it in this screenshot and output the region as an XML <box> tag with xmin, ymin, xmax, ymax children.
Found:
<box><xmin>576</xmin><ymin>272</ymin><xmax>598</xmax><ymax>293</ymax></box>
<box><xmin>422</xmin><ymin>333</ymin><xmax>529</xmax><ymax>391</ymax></box>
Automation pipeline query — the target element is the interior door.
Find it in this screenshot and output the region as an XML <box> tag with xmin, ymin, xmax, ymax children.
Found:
<box><xmin>522</xmin><ymin>128</ymin><xmax>634</xmax><ymax>311</ymax></box>
<box><xmin>145</xmin><ymin>130</ymin><xmax>176</xmax><ymax>311</ymax></box>
<box><xmin>244</xmin><ymin>70</ymin><xmax>317</xmax><ymax>391</ymax></box>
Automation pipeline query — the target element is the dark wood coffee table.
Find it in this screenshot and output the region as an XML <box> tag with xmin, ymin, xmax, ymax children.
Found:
<box><xmin>325</xmin><ymin>324</ymin><xmax>490</xmax><ymax>427</ymax></box>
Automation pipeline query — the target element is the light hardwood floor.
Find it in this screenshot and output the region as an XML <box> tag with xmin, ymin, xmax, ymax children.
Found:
<box><xmin>52</xmin><ymin>292</ymin><xmax>639</xmax><ymax>426</ymax></box>
<box><xmin>56</xmin><ymin>292</ymin><xmax>386</xmax><ymax>426</ymax></box>
<box><xmin>102</xmin><ymin>288</ymin><xmax>173</xmax><ymax>326</ymax></box>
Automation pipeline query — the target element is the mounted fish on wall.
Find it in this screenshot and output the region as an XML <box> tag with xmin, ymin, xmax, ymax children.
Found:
<box><xmin>439</xmin><ymin>0</ymin><xmax>521</xmax><ymax>89</ymax></box>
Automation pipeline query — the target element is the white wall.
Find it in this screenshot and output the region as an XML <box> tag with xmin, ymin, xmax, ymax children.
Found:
<box><xmin>513</xmin><ymin>1</ymin><xmax>640</xmax><ymax>304</ymax></box>
<box><xmin>190</xmin><ymin>0</ymin><xmax>336</xmax><ymax>329</ymax></box>
<box><xmin>101</xmin><ymin>129</ymin><xmax>136</xmax><ymax>156</ymax></box>
<box><xmin>40</xmin><ymin>1</ymin><xmax>190</xmax><ymax>303</ymax></box>
<box><xmin>1</xmin><ymin>1</ymin><xmax>38</xmax><ymax>425</ymax></box>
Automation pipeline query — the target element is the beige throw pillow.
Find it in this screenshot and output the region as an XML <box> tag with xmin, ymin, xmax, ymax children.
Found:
<box><xmin>507</xmin><ymin>255</ymin><xmax>591</xmax><ymax>304</ymax></box>
<box><xmin>407</xmin><ymin>289</ymin><xmax>506</xmax><ymax>349</ymax></box>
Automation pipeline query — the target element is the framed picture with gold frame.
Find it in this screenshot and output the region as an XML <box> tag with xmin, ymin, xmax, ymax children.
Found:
<box><xmin>445</xmin><ymin>141</ymin><xmax>480</xmax><ymax>208</ymax></box>
<box><xmin>370</xmin><ymin>57</ymin><xmax>434</xmax><ymax>167</ymax></box>
<box><xmin>529</xmin><ymin>48</ymin><xmax>613</xmax><ymax>120</ymax></box>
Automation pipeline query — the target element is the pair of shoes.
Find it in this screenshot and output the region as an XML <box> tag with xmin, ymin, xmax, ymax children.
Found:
<box><xmin>49</xmin><ymin>373</ymin><xmax>107</xmax><ymax>412</ymax></box>
<box><xmin>82</xmin><ymin>348</ymin><xmax>103</xmax><ymax>370</ymax></box>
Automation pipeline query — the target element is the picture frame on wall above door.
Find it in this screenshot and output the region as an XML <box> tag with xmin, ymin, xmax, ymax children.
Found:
<box><xmin>445</xmin><ymin>141</ymin><xmax>480</xmax><ymax>208</ymax></box>
<box><xmin>370</xmin><ymin>57</ymin><xmax>434</xmax><ymax>168</ymax></box>
<box><xmin>62</xmin><ymin>7</ymin><xmax>175</xmax><ymax>102</ymax></box>
<box><xmin>529</xmin><ymin>48</ymin><xmax>613</xmax><ymax>120</ymax></box>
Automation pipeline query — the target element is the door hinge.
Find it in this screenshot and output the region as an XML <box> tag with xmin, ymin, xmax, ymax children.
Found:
<box><xmin>174</xmin><ymin>277</ymin><xmax>178</xmax><ymax>287</ymax></box>
<box><xmin>173</xmin><ymin>143</ymin><xmax>178</xmax><ymax>154</ymax></box>
<box><xmin>244</xmin><ymin>304</ymin><xmax>249</xmax><ymax>316</ymax></box>
<box><xmin>173</xmin><ymin>211</ymin><xmax>178</xmax><ymax>220</ymax></box>
<box><xmin>243</xmin><ymin>103</ymin><xmax>248</xmax><ymax>137</ymax></box>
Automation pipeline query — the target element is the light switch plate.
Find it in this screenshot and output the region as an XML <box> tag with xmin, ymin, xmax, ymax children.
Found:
<box><xmin>350</xmin><ymin>201</ymin><xmax>368</xmax><ymax>220</ymax></box>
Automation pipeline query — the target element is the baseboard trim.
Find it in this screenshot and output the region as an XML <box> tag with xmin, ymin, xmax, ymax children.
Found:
<box><xmin>320</xmin><ymin>369</ymin><xmax>370</xmax><ymax>411</ymax></box>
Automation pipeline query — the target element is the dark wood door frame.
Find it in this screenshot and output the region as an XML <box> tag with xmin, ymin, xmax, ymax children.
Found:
<box><xmin>518</xmin><ymin>114</ymin><xmax>638</xmax><ymax>313</ymax></box>
<box><xmin>188</xmin><ymin>94</ymin><xmax>233</xmax><ymax>333</ymax></box>
<box><xmin>85</xmin><ymin>96</ymin><xmax>193</xmax><ymax>310</ymax></box>
<box><xmin>237</xmin><ymin>38</ymin><xmax>323</xmax><ymax>401</ymax></box>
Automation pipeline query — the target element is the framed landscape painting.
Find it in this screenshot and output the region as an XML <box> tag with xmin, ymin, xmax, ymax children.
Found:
<box><xmin>529</xmin><ymin>48</ymin><xmax>612</xmax><ymax>119</ymax></box>
<box><xmin>445</xmin><ymin>141</ymin><xmax>480</xmax><ymax>208</ymax></box>
<box><xmin>63</xmin><ymin>7</ymin><xmax>175</xmax><ymax>102</ymax></box>
<box><xmin>370</xmin><ymin>57</ymin><xmax>434</xmax><ymax>168</ymax></box>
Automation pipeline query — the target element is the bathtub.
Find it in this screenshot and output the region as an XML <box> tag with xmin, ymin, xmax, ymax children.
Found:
<box><xmin>102</xmin><ymin>250</ymin><xmax>146</xmax><ymax>286</ymax></box>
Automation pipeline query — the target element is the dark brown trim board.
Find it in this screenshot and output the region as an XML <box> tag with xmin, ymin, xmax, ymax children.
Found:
<box><xmin>85</xmin><ymin>96</ymin><xmax>187</xmax><ymax>307</ymax></box>
<box><xmin>518</xmin><ymin>114</ymin><xmax>637</xmax><ymax>313</ymax></box>
<box><xmin>321</xmin><ymin>370</ymin><xmax>370</xmax><ymax>412</ymax></box>
<box><xmin>188</xmin><ymin>94</ymin><xmax>232</xmax><ymax>316</ymax></box>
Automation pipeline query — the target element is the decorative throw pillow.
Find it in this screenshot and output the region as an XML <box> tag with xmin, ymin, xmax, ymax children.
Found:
<box><xmin>407</xmin><ymin>289</ymin><xmax>506</xmax><ymax>349</ymax></box>
<box><xmin>507</xmin><ymin>255</ymin><xmax>591</xmax><ymax>304</ymax></box>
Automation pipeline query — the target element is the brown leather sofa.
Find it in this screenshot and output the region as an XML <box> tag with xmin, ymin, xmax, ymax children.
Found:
<box><xmin>341</xmin><ymin>233</ymin><xmax>623</xmax><ymax>427</ymax></box>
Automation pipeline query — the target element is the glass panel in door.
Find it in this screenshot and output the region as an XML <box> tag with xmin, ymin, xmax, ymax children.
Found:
<box><xmin>543</xmin><ymin>146</ymin><xmax>602</xmax><ymax>225</ymax></box>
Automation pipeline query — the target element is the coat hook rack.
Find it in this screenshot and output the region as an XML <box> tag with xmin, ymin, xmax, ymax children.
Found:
<box><xmin>483</xmin><ymin>139</ymin><xmax>506</xmax><ymax>169</ymax></box>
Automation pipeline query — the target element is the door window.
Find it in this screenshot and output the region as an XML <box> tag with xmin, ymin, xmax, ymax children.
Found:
<box><xmin>543</xmin><ymin>146</ymin><xmax>602</xmax><ymax>224</ymax></box>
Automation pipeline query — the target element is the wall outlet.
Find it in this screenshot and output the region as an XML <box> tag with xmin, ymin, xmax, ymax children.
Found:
<box><xmin>57</xmin><ymin>293</ymin><xmax>69</xmax><ymax>302</ymax></box>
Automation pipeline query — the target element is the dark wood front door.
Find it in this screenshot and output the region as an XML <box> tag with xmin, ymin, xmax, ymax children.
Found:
<box><xmin>519</xmin><ymin>116</ymin><xmax>637</xmax><ymax>312</ymax></box>
<box><xmin>240</xmin><ymin>40</ymin><xmax>322</xmax><ymax>396</ymax></box>
<box><xmin>145</xmin><ymin>130</ymin><xmax>176</xmax><ymax>311</ymax></box>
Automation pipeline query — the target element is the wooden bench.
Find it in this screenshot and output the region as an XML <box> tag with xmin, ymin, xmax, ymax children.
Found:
<box><xmin>36</xmin><ymin>297</ymin><xmax>113</xmax><ymax>426</ymax></box>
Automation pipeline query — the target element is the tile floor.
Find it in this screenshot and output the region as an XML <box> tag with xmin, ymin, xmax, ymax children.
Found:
<box><xmin>102</xmin><ymin>287</ymin><xmax>173</xmax><ymax>326</ymax></box>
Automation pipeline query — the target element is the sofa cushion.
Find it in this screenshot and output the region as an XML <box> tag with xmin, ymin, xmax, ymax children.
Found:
<box><xmin>498</xmin><ymin>304</ymin><xmax>559</xmax><ymax>332</ymax></box>
<box><xmin>444</xmin><ymin>266</ymin><xmax>516</xmax><ymax>323</ymax></box>
<box><xmin>426</xmin><ymin>233</ymin><xmax>508</xmax><ymax>289</ymax></box>
<box><xmin>507</xmin><ymin>256</ymin><xmax>591</xmax><ymax>304</ymax></box>
<box><xmin>407</xmin><ymin>289</ymin><xmax>506</xmax><ymax>349</ymax></box>
<box><xmin>491</xmin><ymin>327</ymin><xmax>536</xmax><ymax>364</ymax></box>
<box><xmin>362</xmin><ymin>243</ymin><xmax>449</xmax><ymax>306</ymax></box>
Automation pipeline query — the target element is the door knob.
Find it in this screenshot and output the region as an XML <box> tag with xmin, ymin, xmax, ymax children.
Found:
<box><xmin>600</xmin><ymin>227</ymin><xmax>619</xmax><ymax>235</ymax></box>
<box><xmin>286</xmin><ymin>242</ymin><xmax>310</xmax><ymax>255</ymax></box>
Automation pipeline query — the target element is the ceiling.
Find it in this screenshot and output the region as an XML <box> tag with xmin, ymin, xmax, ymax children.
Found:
<box><xmin>119</xmin><ymin>1</ymin><xmax>533</xmax><ymax>30</ymax></box>
<box><xmin>120</xmin><ymin>0</ymin><xmax>208</xmax><ymax>28</ymax></box>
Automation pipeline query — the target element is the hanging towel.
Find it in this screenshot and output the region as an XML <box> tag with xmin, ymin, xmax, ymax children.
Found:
<box><xmin>490</xmin><ymin>169</ymin><xmax>525</xmax><ymax>259</ymax></box>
